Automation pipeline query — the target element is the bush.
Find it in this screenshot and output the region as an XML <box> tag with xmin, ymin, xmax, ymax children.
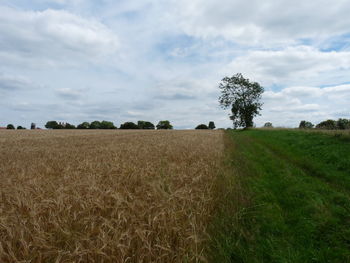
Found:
<box><xmin>65</xmin><ymin>123</ymin><xmax>76</xmax><ymax>129</ymax></box>
<box><xmin>120</xmin><ymin>122</ymin><xmax>139</xmax><ymax>129</ymax></box>
<box><xmin>316</xmin><ymin>120</ymin><xmax>337</xmax><ymax>130</ymax></box>
<box><xmin>6</xmin><ymin>124</ymin><xmax>15</xmax><ymax>129</ymax></box>
<box><xmin>100</xmin><ymin>121</ymin><xmax>116</xmax><ymax>129</ymax></box>
<box><xmin>138</xmin><ymin>121</ymin><xmax>155</xmax><ymax>129</ymax></box>
<box><xmin>337</xmin><ymin>118</ymin><xmax>350</xmax><ymax>130</ymax></box>
<box><xmin>17</xmin><ymin>126</ymin><xmax>26</xmax><ymax>130</ymax></box>
<box><xmin>90</xmin><ymin>121</ymin><xmax>102</xmax><ymax>129</ymax></box>
<box><xmin>299</xmin><ymin>121</ymin><xmax>314</xmax><ymax>129</ymax></box>
<box><xmin>195</xmin><ymin>124</ymin><xmax>209</xmax><ymax>129</ymax></box>
<box><xmin>263</xmin><ymin>122</ymin><xmax>273</xmax><ymax>128</ymax></box>
<box><xmin>45</xmin><ymin>121</ymin><xmax>61</xmax><ymax>129</ymax></box>
<box><xmin>77</xmin><ymin>122</ymin><xmax>90</xmax><ymax>129</ymax></box>
<box><xmin>156</xmin><ymin>120</ymin><xmax>173</xmax><ymax>130</ymax></box>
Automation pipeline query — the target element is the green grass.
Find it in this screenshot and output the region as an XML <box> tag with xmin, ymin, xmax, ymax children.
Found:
<box><xmin>208</xmin><ymin>129</ymin><xmax>350</xmax><ymax>263</ymax></box>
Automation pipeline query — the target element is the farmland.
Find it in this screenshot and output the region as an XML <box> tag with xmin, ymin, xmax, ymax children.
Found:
<box><xmin>0</xmin><ymin>130</ymin><xmax>224</xmax><ymax>262</ymax></box>
<box><xmin>1</xmin><ymin>129</ymin><xmax>350</xmax><ymax>263</ymax></box>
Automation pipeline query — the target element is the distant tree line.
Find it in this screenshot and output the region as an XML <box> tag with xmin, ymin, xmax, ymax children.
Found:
<box><xmin>299</xmin><ymin>119</ymin><xmax>350</xmax><ymax>130</ymax></box>
<box><xmin>195</xmin><ymin>121</ymin><xmax>216</xmax><ymax>130</ymax></box>
<box><xmin>43</xmin><ymin>120</ymin><xmax>174</xmax><ymax>130</ymax></box>
<box><xmin>261</xmin><ymin>119</ymin><xmax>350</xmax><ymax>130</ymax></box>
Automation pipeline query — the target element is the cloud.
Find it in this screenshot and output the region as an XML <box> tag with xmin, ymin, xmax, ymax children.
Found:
<box><xmin>226</xmin><ymin>46</ymin><xmax>350</xmax><ymax>86</ymax></box>
<box><xmin>0</xmin><ymin>73</ymin><xmax>38</xmax><ymax>91</ymax></box>
<box><xmin>257</xmin><ymin>84</ymin><xmax>350</xmax><ymax>127</ymax></box>
<box><xmin>56</xmin><ymin>88</ymin><xmax>85</xmax><ymax>100</ymax></box>
<box><xmin>172</xmin><ymin>0</ymin><xmax>350</xmax><ymax>45</ymax></box>
<box><xmin>0</xmin><ymin>6</ymin><xmax>119</xmax><ymax>68</ymax></box>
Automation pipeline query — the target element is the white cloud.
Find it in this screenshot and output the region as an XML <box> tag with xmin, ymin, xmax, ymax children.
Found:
<box><xmin>172</xmin><ymin>0</ymin><xmax>350</xmax><ymax>45</ymax></box>
<box><xmin>56</xmin><ymin>88</ymin><xmax>85</xmax><ymax>100</ymax></box>
<box><xmin>0</xmin><ymin>73</ymin><xmax>38</xmax><ymax>91</ymax></box>
<box><xmin>257</xmin><ymin>84</ymin><xmax>350</xmax><ymax>127</ymax></box>
<box><xmin>226</xmin><ymin>46</ymin><xmax>350</xmax><ymax>86</ymax></box>
<box><xmin>0</xmin><ymin>6</ymin><xmax>119</xmax><ymax>68</ymax></box>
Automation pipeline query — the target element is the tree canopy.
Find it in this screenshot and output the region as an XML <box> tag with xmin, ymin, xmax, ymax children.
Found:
<box><xmin>45</xmin><ymin>121</ymin><xmax>61</xmax><ymax>129</ymax></box>
<box><xmin>77</xmin><ymin>122</ymin><xmax>90</xmax><ymax>129</ymax></box>
<box><xmin>138</xmin><ymin>121</ymin><xmax>155</xmax><ymax>129</ymax></box>
<box><xmin>219</xmin><ymin>73</ymin><xmax>264</xmax><ymax>129</ymax></box>
<box><xmin>6</xmin><ymin>124</ymin><xmax>15</xmax><ymax>129</ymax></box>
<box><xmin>156</xmin><ymin>120</ymin><xmax>173</xmax><ymax>130</ymax></box>
<box><xmin>100</xmin><ymin>121</ymin><xmax>116</xmax><ymax>129</ymax></box>
<box><xmin>316</xmin><ymin>120</ymin><xmax>337</xmax><ymax>130</ymax></box>
<box><xmin>208</xmin><ymin>121</ymin><xmax>216</xmax><ymax>130</ymax></box>
<box><xmin>120</xmin><ymin>122</ymin><xmax>139</xmax><ymax>129</ymax></box>
<box><xmin>299</xmin><ymin>121</ymin><xmax>314</xmax><ymax>129</ymax></box>
<box><xmin>195</xmin><ymin>124</ymin><xmax>209</xmax><ymax>129</ymax></box>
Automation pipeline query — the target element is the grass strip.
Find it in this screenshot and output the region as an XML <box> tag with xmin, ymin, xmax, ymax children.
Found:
<box><xmin>208</xmin><ymin>130</ymin><xmax>350</xmax><ymax>263</ymax></box>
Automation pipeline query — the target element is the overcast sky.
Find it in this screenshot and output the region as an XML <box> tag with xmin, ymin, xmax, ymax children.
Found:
<box><xmin>1</xmin><ymin>0</ymin><xmax>350</xmax><ymax>129</ymax></box>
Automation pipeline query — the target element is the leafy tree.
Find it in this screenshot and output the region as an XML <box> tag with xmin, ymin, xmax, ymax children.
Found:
<box><xmin>219</xmin><ymin>73</ymin><xmax>264</xmax><ymax>129</ymax></box>
<box><xmin>6</xmin><ymin>124</ymin><xmax>15</xmax><ymax>129</ymax></box>
<box><xmin>45</xmin><ymin>121</ymin><xmax>61</xmax><ymax>129</ymax></box>
<box><xmin>65</xmin><ymin>123</ymin><xmax>76</xmax><ymax>129</ymax></box>
<box><xmin>337</xmin><ymin>118</ymin><xmax>350</xmax><ymax>130</ymax></box>
<box><xmin>195</xmin><ymin>124</ymin><xmax>209</xmax><ymax>129</ymax></box>
<box><xmin>156</xmin><ymin>120</ymin><xmax>173</xmax><ymax>130</ymax></box>
<box><xmin>299</xmin><ymin>120</ymin><xmax>314</xmax><ymax>129</ymax></box>
<box><xmin>77</xmin><ymin>122</ymin><xmax>90</xmax><ymax>129</ymax></box>
<box><xmin>17</xmin><ymin>125</ymin><xmax>26</xmax><ymax>129</ymax></box>
<box><xmin>100</xmin><ymin>121</ymin><xmax>116</xmax><ymax>129</ymax></box>
<box><xmin>90</xmin><ymin>121</ymin><xmax>102</xmax><ymax>129</ymax></box>
<box><xmin>264</xmin><ymin>122</ymin><xmax>273</xmax><ymax>128</ymax></box>
<box><xmin>138</xmin><ymin>121</ymin><xmax>155</xmax><ymax>129</ymax></box>
<box><xmin>208</xmin><ymin>121</ymin><xmax>216</xmax><ymax>129</ymax></box>
<box><xmin>120</xmin><ymin>122</ymin><xmax>139</xmax><ymax>129</ymax></box>
<box><xmin>316</xmin><ymin>120</ymin><xmax>337</xmax><ymax>130</ymax></box>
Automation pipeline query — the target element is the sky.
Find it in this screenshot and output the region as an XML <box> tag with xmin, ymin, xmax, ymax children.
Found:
<box><xmin>1</xmin><ymin>0</ymin><xmax>350</xmax><ymax>129</ymax></box>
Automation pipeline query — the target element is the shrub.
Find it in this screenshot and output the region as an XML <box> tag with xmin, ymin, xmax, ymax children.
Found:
<box><xmin>299</xmin><ymin>121</ymin><xmax>314</xmax><ymax>129</ymax></box>
<box><xmin>120</xmin><ymin>122</ymin><xmax>139</xmax><ymax>129</ymax></box>
<box><xmin>195</xmin><ymin>124</ymin><xmax>209</xmax><ymax>129</ymax></box>
<box><xmin>138</xmin><ymin>121</ymin><xmax>155</xmax><ymax>129</ymax></box>
<box><xmin>156</xmin><ymin>121</ymin><xmax>173</xmax><ymax>130</ymax></box>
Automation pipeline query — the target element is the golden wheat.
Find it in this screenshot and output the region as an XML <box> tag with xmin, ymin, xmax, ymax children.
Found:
<box><xmin>0</xmin><ymin>130</ymin><xmax>224</xmax><ymax>262</ymax></box>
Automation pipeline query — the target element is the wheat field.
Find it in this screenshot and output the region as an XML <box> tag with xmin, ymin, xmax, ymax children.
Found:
<box><xmin>0</xmin><ymin>130</ymin><xmax>224</xmax><ymax>262</ymax></box>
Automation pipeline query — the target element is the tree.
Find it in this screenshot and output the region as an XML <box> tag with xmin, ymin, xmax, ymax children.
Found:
<box><xmin>299</xmin><ymin>120</ymin><xmax>314</xmax><ymax>129</ymax></box>
<box><xmin>90</xmin><ymin>121</ymin><xmax>102</xmax><ymax>129</ymax></box>
<box><xmin>156</xmin><ymin>120</ymin><xmax>173</xmax><ymax>130</ymax></box>
<box><xmin>100</xmin><ymin>121</ymin><xmax>116</xmax><ymax>129</ymax></box>
<box><xmin>337</xmin><ymin>118</ymin><xmax>350</xmax><ymax>130</ymax></box>
<box><xmin>195</xmin><ymin>124</ymin><xmax>209</xmax><ymax>129</ymax></box>
<box><xmin>6</xmin><ymin>124</ymin><xmax>15</xmax><ymax>129</ymax></box>
<box><xmin>65</xmin><ymin>123</ymin><xmax>76</xmax><ymax>129</ymax></box>
<box><xmin>77</xmin><ymin>122</ymin><xmax>90</xmax><ymax>129</ymax></box>
<box><xmin>17</xmin><ymin>126</ymin><xmax>26</xmax><ymax>129</ymax></box>
<box><xmin>316</xmin><ymin>120</ymin><xmax>337</xmax><ymax>130</ymax></box>
<box><xmin>138</xmin><ymin>121</ymin><xmax>155</xmax><ymax>129</ymax></box>
<box><xmin>263</xmin><ymin>122</ymin><xmax>273</xmax><ymax>128</ymax></box>
<box><xmin>45</xmin><ymin>121</ymin><xmax>60</xmax><ymax>129</ymax></box>
<box><xmin>219</xmin><ymin>73</ymin><xmax>264</xmax><ymax>129</ymax></box>
<box><xmin>120</xmin><ymin>122</ymin><xmax>139</xmax><ymax>129</ymax></box>
<box><xmin>208</xmin><ymin>121</ymin><xmax>216</xmax><ymax>130</ymax></box>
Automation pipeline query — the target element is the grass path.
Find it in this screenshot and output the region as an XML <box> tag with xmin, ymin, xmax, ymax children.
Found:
<box><xmin>208</xmin><ymin>130</ymin><xmax>350</xmax><ymax>263</ymax></box>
